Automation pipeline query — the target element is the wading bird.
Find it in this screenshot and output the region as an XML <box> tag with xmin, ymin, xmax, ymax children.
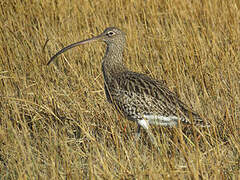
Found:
<box><xmin>48</xmin><ymin>27</ymin><xmax>208</xmax><ymax>145</ymax></box>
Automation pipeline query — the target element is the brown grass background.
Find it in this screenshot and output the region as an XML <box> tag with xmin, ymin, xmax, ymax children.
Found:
<box><xmin>0</xmin><ymin>0</ymin><xmax>239</xmax><ymax>179</ymax></box>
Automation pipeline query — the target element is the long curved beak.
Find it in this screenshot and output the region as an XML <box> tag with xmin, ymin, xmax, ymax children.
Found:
<box><xmin>47</xmin><ymin>34</ymin><xmax>103</xmax><ymax>65</ymax></box>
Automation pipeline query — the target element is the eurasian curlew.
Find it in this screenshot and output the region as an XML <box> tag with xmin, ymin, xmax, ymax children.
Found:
<box><xmin>47</xmin><ymin>27</ymin><xmax>208</xmax><ymax>145</ymax></box>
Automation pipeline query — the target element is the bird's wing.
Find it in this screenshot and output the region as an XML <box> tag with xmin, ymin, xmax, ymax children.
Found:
<box><xmin>115</xmin><ymin>71</ymin><xmax>203</xmax><ymax>124</ymax></box>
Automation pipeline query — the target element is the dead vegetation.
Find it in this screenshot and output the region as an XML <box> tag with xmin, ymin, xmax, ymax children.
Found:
<box><xmin>0</xmin><ymin>0</ymin><xmax>239</xmax><ymax>179</ymax></box>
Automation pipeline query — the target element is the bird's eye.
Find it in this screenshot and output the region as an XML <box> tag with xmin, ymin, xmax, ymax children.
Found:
<box><xmin>107</xmin><ymin>31</ymin><xmax>115</xmax><ymax>36</ymax></box>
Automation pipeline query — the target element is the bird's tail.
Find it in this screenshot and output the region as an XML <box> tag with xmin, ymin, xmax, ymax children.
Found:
<box><xmin>189</xmin><ymin>114</ymin><xmax>210</xmax><ymax>128</ymax></box>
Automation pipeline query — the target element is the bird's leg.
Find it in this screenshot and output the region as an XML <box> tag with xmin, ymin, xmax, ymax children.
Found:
<box><xmin>137</xmin><ymin>119</ymin><xmax>158</xmax><ymax>146</ymax></box>
<box><xmin>135</xmin><ymin>124</ymin><xmax>141</xmax><ymax>141</ymax></box>
<box><xmin>146</xmin><ymin>129</ymin><xmax>158</xmax><ymax>147</ymax></box>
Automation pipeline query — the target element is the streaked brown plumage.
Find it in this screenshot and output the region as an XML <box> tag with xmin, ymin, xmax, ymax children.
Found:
<box><xmin>48</xmin><ymin>27</ymin><xmax>208</xmax><ymax>144</ymax></box>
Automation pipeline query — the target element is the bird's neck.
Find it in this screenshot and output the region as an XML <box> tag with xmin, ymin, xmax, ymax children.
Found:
<box><xmin>102</xmin><ymin>43</ymin><xmax>127</xmax><ymax>81</ymax></box>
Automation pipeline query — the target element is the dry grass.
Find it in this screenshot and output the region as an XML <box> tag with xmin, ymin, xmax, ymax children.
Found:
<box><xmin>0</xmin><ymin>0</ymin><xmax>239</xmax><ymax>179</ymax></box>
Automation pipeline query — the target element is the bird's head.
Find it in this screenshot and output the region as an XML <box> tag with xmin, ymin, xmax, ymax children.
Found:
<box><xmin>47</xmin><ymin>27</ymin><xmax>126</xmax><ymax>65</ymax></box>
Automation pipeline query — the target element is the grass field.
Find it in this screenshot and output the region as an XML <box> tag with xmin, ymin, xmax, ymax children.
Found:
<box><xmin>0</xmin><ymin>0</ymin><xmax>239</xmax><ymax>179</ymax></box>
